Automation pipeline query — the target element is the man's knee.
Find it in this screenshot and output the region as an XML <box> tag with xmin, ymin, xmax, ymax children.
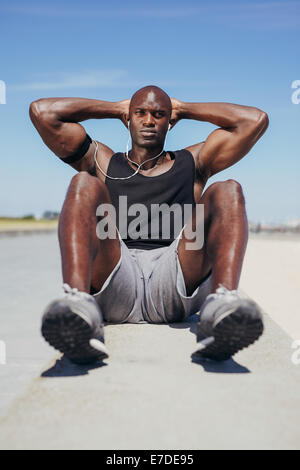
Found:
<box><xmin>206</xmin><ymin>179</ymin><xmax>245</xmax><ymax>207</ymax></box>
<box><xmin>68</xmin><ymin>171</ymin><xmax>109</xmax><ymax>202</ymax></box>
<box><xmin>70</xmin><ymin>171</ymin><xmax>101</xmax><ymax>191</ymax></box>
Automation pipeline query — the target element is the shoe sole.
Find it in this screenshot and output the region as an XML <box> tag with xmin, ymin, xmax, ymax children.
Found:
<box><xmin>41</xmin><ymin>306</ymin><xmax>108</xmax><ymax>364</ymax></box>
<box><xmin>193</xmin><ymin>303</ymin><xmax>264</xmax><ymax>361</ymax></box>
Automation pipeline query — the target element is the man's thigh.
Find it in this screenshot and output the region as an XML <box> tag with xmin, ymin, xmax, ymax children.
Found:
<box><xmin>93</xmin><ymin>237</ymin><xmax>145</xmax><ymax>324</ymax></box>
<box><xmin>90</xmin><ymin>218</ymin><xmax>121</xmax><ymax>293</ymax></box>
<box><xmin>177</xmin><ymin>187</ymin><xmax>213</xmax><ymax>296</ymax></box>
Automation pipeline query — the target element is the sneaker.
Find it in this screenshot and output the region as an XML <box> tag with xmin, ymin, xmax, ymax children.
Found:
<box><xmin>192</xmin><ymin>285</ymin><xmax>264</xmax><ymax>361</ymax></box>
<box><xmin>41</xmin><ymin>283</ymin><xmax>109</xmax><ymax>364</ymax></box>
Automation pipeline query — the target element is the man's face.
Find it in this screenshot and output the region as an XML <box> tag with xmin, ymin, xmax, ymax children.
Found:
<box><xmin>129</xmin><ymin>90</ymin><xmax>171</xmax><ymax>149</ymax></box>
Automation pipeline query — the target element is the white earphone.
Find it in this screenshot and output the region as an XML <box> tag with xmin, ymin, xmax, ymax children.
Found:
<box><xmin>93</xmin><ymin>120</ymin><xmax>171</xmax><ymax>181</ymax></box>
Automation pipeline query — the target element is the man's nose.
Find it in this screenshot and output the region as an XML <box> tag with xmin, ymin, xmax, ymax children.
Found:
<box><xmin>143</xmin><ymin>113</ymin><xmax>155</xmax><ymax>127</ymax></box>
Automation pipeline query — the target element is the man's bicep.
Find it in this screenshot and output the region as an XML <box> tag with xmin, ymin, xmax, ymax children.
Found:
<box><xmin>43</xmin><ymin>121</ymin><xmax>97</xmax><ymax>174</ymax></box>
<box><xmin>43</xmin><ymin>123</ymin><xmax>111</xmax><ymax>176</ymax></box>
<box><xmin>198</xmin><ymin>126</ymin><xmax>259</xmax><ymax>177</ymax></box>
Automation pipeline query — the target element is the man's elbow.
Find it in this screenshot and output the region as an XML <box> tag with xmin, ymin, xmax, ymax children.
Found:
<box><xmin>29</xmin><ymin>99</ymin><xmax>54</xmax><ymax>126</ymax></box>
<box><xmin>241</xmin><ymin>109</ymin><xmax>269</xmax><ymax>142</ymax></box>
<box><xmin>251</xmin><ymin>109</ymin><xmax>269</xmax><ymax>134</ymax></box>
<box><xmin>29</xmin><ymin>99</ymin><xmax>44</xmax><ymax>122</ymax></box>
<box><xmin>257</xmin><ymin>109</ymin><xmax>269</xmax><ymax>131</ymax></box>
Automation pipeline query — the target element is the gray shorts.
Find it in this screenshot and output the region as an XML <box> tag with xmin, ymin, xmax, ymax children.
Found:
<box><xmin>93</xmin><ymin>228</ymin><xmax>213</xmax><ymax>324</ymax></box>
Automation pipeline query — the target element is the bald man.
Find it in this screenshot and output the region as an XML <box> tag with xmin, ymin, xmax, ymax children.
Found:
<box><xmin>30</xmin><ymin>86</ymin><xmax>269</xmax><ymax>364</ymax></box>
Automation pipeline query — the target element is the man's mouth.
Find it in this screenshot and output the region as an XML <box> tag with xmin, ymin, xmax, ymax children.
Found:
<box><xmin>140</xmin><ymin>130</ymin><xmax>157</xmax><ymax>138</ymax></box>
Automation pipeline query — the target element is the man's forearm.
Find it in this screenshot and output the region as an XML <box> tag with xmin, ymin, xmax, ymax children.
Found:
<box><xmin>178</xmin><ymin>101</ymin><xmax>265</xmax><ymax>129</ymax></box>
<box><xmin>29</xmin><ymin>97</ymin><xmax>127</xmax><ymax>159</ymax></box>
<box><xmin>31</xmin><ymin>97</ymin><xmax>122</xmax><ymax>123</ymax></box>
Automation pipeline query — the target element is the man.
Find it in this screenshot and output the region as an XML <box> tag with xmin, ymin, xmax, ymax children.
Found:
<box><xmin>29</xmin><ymin>86</ymin><xmax>268</xmax><ymax>364</ymax></box>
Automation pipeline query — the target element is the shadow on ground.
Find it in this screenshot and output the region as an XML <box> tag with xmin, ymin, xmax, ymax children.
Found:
<box><xmin>41</xmin><ymin>355</ymin><xmax>108</xmax><ymax>378</ymax></box>
<box><xmin>169</xmin><ymin>313</ymin><xmax>250</xmax><ymax>374</ymax></box>
<box><xmin>191</xmin><ymin>355</ymin><xmax>250</xmax><ymax>373</ymax></box>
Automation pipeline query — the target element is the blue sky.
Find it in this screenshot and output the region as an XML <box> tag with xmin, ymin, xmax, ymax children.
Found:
<box><xmin>0</xmin><ymin>0</ymin><xmax>299</xmax><ymax>222</ymax></box>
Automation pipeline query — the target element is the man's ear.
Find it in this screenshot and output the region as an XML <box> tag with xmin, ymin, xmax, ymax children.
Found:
<box><xmin>169</xmin><ymin>120</ymin><xmax>175</xmax><ymax>130</ymax></box>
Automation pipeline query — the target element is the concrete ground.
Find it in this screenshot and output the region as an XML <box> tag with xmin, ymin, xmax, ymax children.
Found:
<box><xmin>0</xmin><ymin>232</ymin><xmax>300</xmax><ymax>450</ymax></box>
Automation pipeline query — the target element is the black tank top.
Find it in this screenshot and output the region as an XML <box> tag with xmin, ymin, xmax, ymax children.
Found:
<box><xmin>105</xmin><ymin>149</ymin><xmax>196</xmax><ymax>250</ymax></box>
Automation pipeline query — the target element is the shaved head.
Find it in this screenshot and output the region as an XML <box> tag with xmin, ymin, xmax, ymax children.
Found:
<box><xmin>128</xmin><ymin>85</ymin><xmax>172</xmax><ymax>150</ymax></box>
<box><xmin>129</xmin><ymin>85</ymin><xmax>172</xmax><ymax>118</ymax></box>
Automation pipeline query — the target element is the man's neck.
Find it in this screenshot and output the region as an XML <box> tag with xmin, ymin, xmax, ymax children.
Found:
<box><xmin>128</xmin><ymin>145</ymin><xmax>165</xmax><ymax>170</ymax></box>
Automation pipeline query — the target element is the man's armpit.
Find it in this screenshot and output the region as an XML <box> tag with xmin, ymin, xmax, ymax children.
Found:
<box><xmin>185</xmin><ymin>141</ymin><xmax>207</xmax><ymax>184</ymax></box>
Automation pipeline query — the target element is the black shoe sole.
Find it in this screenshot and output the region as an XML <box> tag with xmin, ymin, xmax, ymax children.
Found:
<box><xmin>193</xmin><ymin>305</ymin><xmax>264</xmax><ymax>361</ymax></box>
<box><xmin>41</xmin><ymin>306</ymin><xmax>108</xmax><ymax>365</ymax></box>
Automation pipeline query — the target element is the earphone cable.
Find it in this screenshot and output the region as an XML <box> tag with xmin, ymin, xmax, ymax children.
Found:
<box><xmin>93</xmin><ymin>125</ymin><xmax>169</xmax><ymax>181</ymax></box>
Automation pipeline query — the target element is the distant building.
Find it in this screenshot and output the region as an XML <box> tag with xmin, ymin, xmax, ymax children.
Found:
<box><xmin>43</xmin><ymin>211</ymin><xmax>60</xmax><ymax>220</ymax></box>
<box><xmin>249</xmin><ymin>220</ymin><xmax>300</xmax><ymax>234</ymax></box>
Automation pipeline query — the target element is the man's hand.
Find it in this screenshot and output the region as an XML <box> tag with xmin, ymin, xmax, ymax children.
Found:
<box><xmin>170</xmin><ymin>98</ymin><xmax>183</xmax><ymax>130</ymax></box>
<box><xmin>118</xmin><ymin>99</ymin><xmax>130</xmax><ymax>128</ymax></box>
